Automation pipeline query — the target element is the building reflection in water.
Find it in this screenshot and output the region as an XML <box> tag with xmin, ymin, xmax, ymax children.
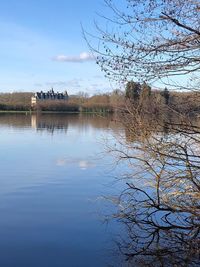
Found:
<box><xmin>30</xmin><ymin>113</ymin><xmax>119</xmax><ymax>134</ymax></box>
<box><xmin>0</xmin><ymin>112</ymin><xmax>121</xmax><ymax>135</ymax></box>
<box><xmin>31</xmin><ymin>114</ymin><xmax>69</xmax><ymax>134</ymax></box>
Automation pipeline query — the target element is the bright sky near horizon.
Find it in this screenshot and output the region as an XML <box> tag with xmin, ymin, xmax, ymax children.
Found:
<box><xmin>0</xmin><ymin>0</ymin><xmax>112</xmax><ymax>94</ymax></box>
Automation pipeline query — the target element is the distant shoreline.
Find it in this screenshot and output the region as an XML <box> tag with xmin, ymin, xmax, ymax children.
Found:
<box><xmin>0</xmin><ymin>110</ymin><xmax>112</xmax><ymax>114</ymax></box>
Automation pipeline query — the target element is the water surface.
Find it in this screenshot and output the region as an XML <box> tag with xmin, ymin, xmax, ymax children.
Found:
<box><xmin>0</xmin><ymin>113</ymin><xmax>122</xmax><ymax>267</ymax></box>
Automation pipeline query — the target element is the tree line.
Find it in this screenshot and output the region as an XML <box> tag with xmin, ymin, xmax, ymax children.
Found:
<box><xmin>0</xmin><ymin>86</ymin><xmax>200</xmax><ymax>114</ymax></box>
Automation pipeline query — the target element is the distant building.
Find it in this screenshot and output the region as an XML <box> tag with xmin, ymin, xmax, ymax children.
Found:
<box><xmin>31</xmin><ymin>88</ymin><xmax>68</xmax><ymax>106</ymax></box>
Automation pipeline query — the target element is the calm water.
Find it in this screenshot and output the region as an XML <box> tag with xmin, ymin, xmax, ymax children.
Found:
<box><xmin>0</xmin><ymin>113</ymin><xmax>123</xmax><ymax>267</ymax></box>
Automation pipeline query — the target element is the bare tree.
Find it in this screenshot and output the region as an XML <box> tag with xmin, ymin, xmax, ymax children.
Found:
<box><xmin>87</xmin><ymin>1</ymin><xmax>200</xmax><ymax>265</ymax></box>
<box><xmin>90</xmin><ymin>0</ymin><xmax>200</xmax><ymax>89</ymax></box>
<box><xmin>105</xmin><ymin>109</ymin><xmax>200</xmax><ymax>266</ymax></box>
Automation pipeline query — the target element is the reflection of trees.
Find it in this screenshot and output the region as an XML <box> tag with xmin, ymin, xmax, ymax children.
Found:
<box><xmin>113</xmin><ymin>183</ymin><xmax>200</xmax><ymax>266</ymax></box>
<box><xmin>0</xmin><ymin>113</ymin><xmax>122</xmax><ymax>133</ymax></box>
<box><xmin>106</xmin><ymin>109</ymin><xmax>200</xmax><ymax>266</ymax></box>
<box><xmin>31</xmin><ymin>113</ymin><xmax>120</xmax><ymax>134</ymax></box>
<box><xmin>0</xmin><ymin>113</ymin><xmax>31</xmax><ymax>128</ymax></box>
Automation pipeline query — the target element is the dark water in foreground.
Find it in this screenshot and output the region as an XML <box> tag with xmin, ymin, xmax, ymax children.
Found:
<box><xmin>0</xmin><ymin>113</ymin><xmax>123</xmax><ymax>267</ymax></box>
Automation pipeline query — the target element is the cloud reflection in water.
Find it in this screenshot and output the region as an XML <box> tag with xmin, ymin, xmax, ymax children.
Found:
<box><xmin>56</xmin><ymin>158</ymin><xmax>96</xmax><ymax>170</ymax></box>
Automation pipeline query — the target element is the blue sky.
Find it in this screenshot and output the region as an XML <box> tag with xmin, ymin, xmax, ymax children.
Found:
<box><xmin>0</xmin><ymin>0</ymin><xmax>112</xmax><ymax>94</ymax></box>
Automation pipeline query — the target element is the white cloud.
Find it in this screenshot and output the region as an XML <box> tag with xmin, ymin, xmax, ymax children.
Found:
<box><xmin>52</xmin><ymin>52</ymin><xmax>96</xmax><ymax>63</ymax></box>
<box><xmin>46</xmin><ymin>81</ymin><xmax>69</xmax><ymax>87</ymax></box>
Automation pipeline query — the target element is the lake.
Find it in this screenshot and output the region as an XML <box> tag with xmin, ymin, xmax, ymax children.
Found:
<box><xmin>1</xmin><ymin>113</ymin><xmax>199</xmax><ymax>267</ymax></box>
<box><xmin>0</xmin><ymin>113</ymin><xmax>124</xmax><ymax>267</ymax></box>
